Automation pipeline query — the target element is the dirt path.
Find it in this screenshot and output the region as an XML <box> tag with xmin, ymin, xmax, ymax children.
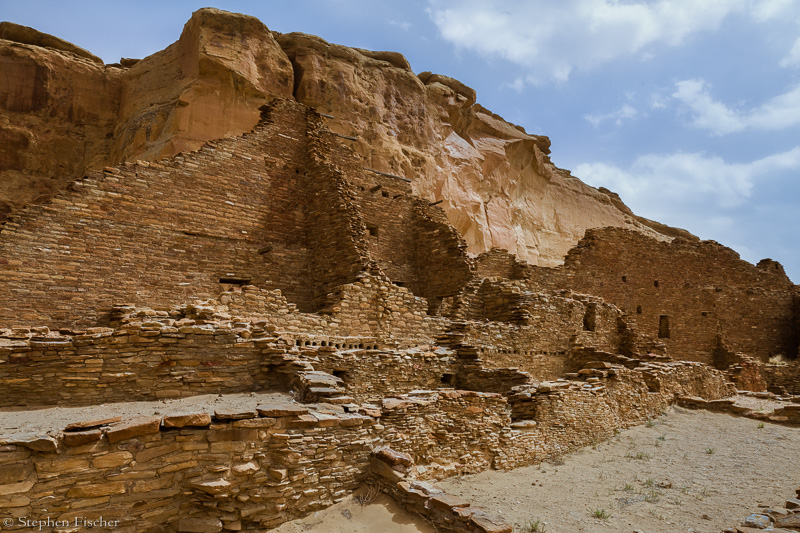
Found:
<box><xmin>439</xmin><ymin>407</ymin><xmax>800</xmax><ymax>533</ymax></box>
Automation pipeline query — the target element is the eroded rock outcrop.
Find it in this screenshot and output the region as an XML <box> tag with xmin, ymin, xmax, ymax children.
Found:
<box><xmin>0</xmin><ymin>7</ymin><xmax>689</xmax><ymax>261</ymax></box>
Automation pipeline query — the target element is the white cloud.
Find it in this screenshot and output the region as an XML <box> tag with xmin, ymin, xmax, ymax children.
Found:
<box><xmin>780</xmin><ymin>36</ymin><xmax>800</xmax><ymax>68</ymax></box>
<box><xmin>575</xmin><ymin>147</ymin><xmax>800</xmax><ymax>276</ymax></box>
<box><xmin>673</xmin><ymin>78</ymin><xmax>800</xmax><ymax>134</ymax></box>
<box><xmin>649</xmin><ymin>92</ymin><xmax>670</xmax><ymax>109</ymax></box>
<box><xmin>575</xmin><ymin>147</ymin><xmax>800</xmax><ymax>213</ymax></box>
<box><xmin>750</xmin><ymin>0</ymin><xmax>796</xmax><ymax>21</ymax></box>
<box><xmin>584</xmin><ymin>104</ymin><xmax>639</xmax><ymax>127</ymax></box>
<box><xmin>427</xmin><ymin>0</ymin><xmax>755</xmax><ymax>82</ymax></box>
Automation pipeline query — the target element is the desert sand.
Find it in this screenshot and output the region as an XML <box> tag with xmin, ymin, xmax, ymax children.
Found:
<box><xmin>440</xmin><ymin>406</ymin><xmax>800</xmax><ymax>533</ymax></box>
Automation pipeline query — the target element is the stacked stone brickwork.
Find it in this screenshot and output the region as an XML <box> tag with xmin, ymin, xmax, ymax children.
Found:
<box><xmin>555</xmin><ymin>228</ymin><xmax>798</xmax><ymax>363</ymax></box>
<box><xmin>0</xmin><ymin>98</ymin><xmax>372</xmax><ymax>326</ymax></box>
<box><xmin>0</xmin><ymin>403</ymin><xmax>380</xmax><ymax>532</ymax></box>
<box><xmin>0</xmin><ymin>9</ymin><xmax>798</xmax><ymax>532</ymax></box>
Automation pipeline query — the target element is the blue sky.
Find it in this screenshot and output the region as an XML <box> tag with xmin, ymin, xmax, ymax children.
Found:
<box><xmin>3</xmin><ymin>0</ymin><xmax>799</xmax><ymax>281</ymax></box>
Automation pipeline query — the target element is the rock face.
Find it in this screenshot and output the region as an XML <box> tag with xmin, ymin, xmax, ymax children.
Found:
<box><xmin>0</xmin><ymin>7</ymin><xmax>690</xmax><ymax>261</ymax></box>
<box><xmin>0</xmin><ymin>22</ymin><xmax>121</xmax><ymax>222</ymax></box>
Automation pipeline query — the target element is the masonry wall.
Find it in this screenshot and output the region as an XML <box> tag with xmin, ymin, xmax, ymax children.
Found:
<box><xmin>0</xmin><ymin>276</ymin><xmax>451</xmax><ymax>408</ymax></box>
<box><xmin>0</xmin><ymin>98</ymin><xmax>368</xmax><ymax>327</ymax></box>
<box><xmin>760</xmin><ymin>361</ymin><xmax>800</xmax><ymax>395</ymax></box>
<box><xmin>450</xmin><ymin>285</ymin><xmax>623</xmax><ymax>379</ymax></box>
<box><xmin>556</xmin><ymin>228</ymin><xmax>797</xmax><ymax>363</ymax></box>
<box><xmin>473</xmin><ymin>248</ymin><xmax>531</xmax><ymax>280</ymax></box>
<box><xmin>0</xmin><ymin>323</ymin><xmax>280</xmax><ymax>408</ymax></box>
<box><xmin>377</xmin><ymin>361</ymin><xmax>734</xmax><ymax>478</ymax></box>
<box><xmin>0</xmin><ymin>405</ymin><xmax>380</xmax><ymax>532</ymax></box>
<box><xmin>312</xmin><ymin>348</ymin><xmax>456</xmax><ymax>403</ymax></box>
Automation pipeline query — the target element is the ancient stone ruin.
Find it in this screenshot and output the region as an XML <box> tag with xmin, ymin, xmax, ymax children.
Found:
<box><xmin>1</xmin><ymin>8</ymin><xmax>798</xmax><ymax>533</ymax></box>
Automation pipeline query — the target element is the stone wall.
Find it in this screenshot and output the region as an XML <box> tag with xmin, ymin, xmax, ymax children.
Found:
<box><xmin>556</xmin><ymin>228</ymin><xmax>798</xmax><ymax>363</ymax></box>
<box><xmin>0</xmin><ymin>277</ymin><xmax>451</xmax><ymax>408</ymax></box>
<box><xmin>473</xmin><ymin>248</ymin><xmax>531</xmax><ymax>280</ymax></box>
<box><xmin>0</xmin><ymin>354</ymin><xmax>734</xmax><ymax>530</ymax></box>
<box><xmin>0</xmin><ymin>403</ymin><xmax>380</xmax><ymax>532</ymax></box>
<box><xmin>760</xmin><ymin>361</ymin><xmax>800</xmax><ymax>395</ymax></box>
<box><xmin>0</xmin><ymin>98</ymin><xmax>367</xmax><ymax>326</ymax></box>
<box><xmin>447</xmin><ymin>285</ymin><xmax>625</xmax><ymax>379</ymax></box>
<box><xmin>0</xmin><ymin>322</ymin><xmax>280</xmax><ymax>408</ymax></box>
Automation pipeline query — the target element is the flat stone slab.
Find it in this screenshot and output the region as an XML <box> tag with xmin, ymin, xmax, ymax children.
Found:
<box><xmin>0</xmin><ymin>433</ymin><xmax>58</xmax><ymax>452</ymax></box>
<box><xmin>106</xmin><ymin>416</ymin><xmax>161</xmax><ymax>443</ymax></box>
<box><xmin>256</xmin><ymin>403</ymin><xmax>308</xmax><ymax>417</ymax></box>
<box><xmin>163</xmin><ymin>412</ymin><xmax>212</xmax><ymax>428</ymax></box>
<box><xmin>375</xmin><ymin>447</ymin><xmax>413</xmax><ymax>468</ymax></box>
<box><xmin>63</xmin><ymin>429</ymin><xmax>102</xmax><ymax>447</ymax></box>
<box><xmin>213</xmin><ymin>409</ymin><xmax>258</xmax><ymax>420</ymax></box>
<box><xmin>429</xmin><ymin>493</ymin><xmax>470</xmax><ymax>511</ymax></box>
<box><xmin>64</xmin><ymin>416</ymin><xmax>122</xmax><ymax>431</ymax></box>
<box><xmin>775</xmin><ymin>514</ymin><xmax>800</xmax><ymax>528</ymax></box>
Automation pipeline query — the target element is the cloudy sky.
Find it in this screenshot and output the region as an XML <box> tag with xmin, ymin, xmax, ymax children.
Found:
<box><xmin>4</xmin><ymin>0</ymin><xmax>799</xmax><ymax>281</ymax></box>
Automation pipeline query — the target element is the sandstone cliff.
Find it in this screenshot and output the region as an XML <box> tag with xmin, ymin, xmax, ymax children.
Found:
<box><xmin>0</xmin><ymin>8</ymin><xmax>693</xmax><ymax>263</ymax></box>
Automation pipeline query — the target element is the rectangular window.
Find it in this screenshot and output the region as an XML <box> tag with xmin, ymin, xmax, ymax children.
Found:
<box><xmin>658</xmin><ymin>315</ymin><xmax>670</xmax><ymax>339</ymax></box>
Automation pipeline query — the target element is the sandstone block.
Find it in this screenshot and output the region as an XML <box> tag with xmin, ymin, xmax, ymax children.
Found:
<box><xmin>775</xmin><ymin>515</ymin><xmax>800</xmax><ymax>528</ymax></box>
<box><xmin>63</xmin><ymin>429</ymin><xmax>102</xmax><ymax>447</ymax></box>
<box><xmin>66</xmin><ymin>481</ymin><xmax>126</xmax><ymax>498</ymax></box>
<box><xmin>2</xmin><ymin>434</ymin><xmax>59</xmax><ymax>452</ymax></box>
<box><xmin>92</xmin><ymin>451</ymin><xmax>133</xmax><ymax>468</ymax></box>
<box><xmin>255</xmin><ymin>403</ymin><xmax>309</xmax><ymax>417</ymax></box>
<box><xmin>0</xmin><ymin>478</ymin><xmax>35</xmax><ymax>496</ymax></box>
<box><xmin>163</xmin><ymin>412</ymin><xmax>212</xmax><ymax>428</ymax></box>
<box><xmin>374</xmin><ymin>447</ymin><xmax>413</xmax><ymax>468</ymax></box>
<box><xmin>0</xmin><ymin>461</ymin><xmax>32</xmax><ymax>484</ymax></box>
<box><xmin>214</xmin><ymin>409</ymin><xmax>258</xmax><ymax>421</ymax></box>
<box><xmin>64</xmin><ymin>416</ymin><xmax>122</xmax><ymax>431</ymax></box>
<box><xmin>107</xmin><ymin>416</ymin><xmax>161</xmax><ymax>443</ymax></box>
<box><xmin>190</xmin><ymin>479</ymin><xmax>231</xmax><ymax>495</ymax></box>
<box><xmin>470</xmin><ymin>511</ymin><xmax>514</xmax><ymax>533</ymax></box>
<box><xmin>370</xmin><ymin>456</ymin><xmax>404</xmax><ymax>482</ymax></box>
<box><xmin>428</xmin><ymin>493</ymin><xmax>469</xmax><ymax>511</ymax></box>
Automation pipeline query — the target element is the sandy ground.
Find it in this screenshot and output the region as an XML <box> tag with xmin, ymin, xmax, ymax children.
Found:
<box><xmin>272</xmin><ymin>491</ymin><xmax>435</xmax><ymax>533</ymax></box>
<box><xmin>0</xmin><ymin>392</ymin><xmax>292</xmax><ymax>436</ymax></box>
<box><xmin>439</xmin><ymin>407</ymin><xmax>800</xmax><ymax>533</ymax></box>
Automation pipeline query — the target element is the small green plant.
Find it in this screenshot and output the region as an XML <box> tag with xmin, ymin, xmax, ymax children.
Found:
<box><xmin>657</xmin><ymin>434</ymin><xmax>666</xmax><ymax>441</ymax></box>
<box><xmin>591</xmin><ymin>508</ymin><xmax>610</xmax><ymax>520</ymax></box>
<box><xmin>622</xmin><ymin>483</ymin><xmax>634</xmax><ymax>492</ymax></box>
<box><xmin>758</xmin><ymin>422</ymin><xmax>765</xmax><ymax>429</ymax></box>
<box><xmin>705</xmin><ymin>447</ymin><xmax>715</xmax><ymax>455</ymax></box>
<box><xmin>646</xmin><ymin>419</ymin><xmax>656</xmax><ymax>427</ymax></box>
<box><xmin>524</xmin><ymin>519</ymin><xmax>547</xmax><ymax>532</ymax></box>
<box><xmin>644</xmin><ymin>490</ymin><xmax>661</xmax><ymax>503</ymax></box>
<box><xmin>635</xmin><ymin>451</ymin><xmax>651</xmax><ymax>460</ymax></box>
<box><xmin>644</xmin><ymin>478</ymin><xmax>655</xmax><ymax>488</ymax></box>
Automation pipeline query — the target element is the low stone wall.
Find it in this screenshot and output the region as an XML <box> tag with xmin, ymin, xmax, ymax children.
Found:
<box><xmin>0</xmin><ymin>323</ymin><xmax>280</xmax><ymax>407</ymax></box>
<box><xmin>0</xmin><ymin>278</ymin><xmax>449</xmax><ymax>408</ymax></box>
<box><xmin>370</xmin><ymin>448</ymin><xmax>512</xmax><ymax>533</ymax></box>
<box><xmin>0</xmin><ymin>359</ymin><xmax>734</xmax><ymax>531</ymax></box>
<box><xmin>0</xmin><ymin>402</ymin><xmax>380</xmax><ymax>532</ymax></box>
<box><xmin>760</xmin><ymin>361</ymin><xmax>800</xmax><ymax>395</ymax></box>
<box><xmin>378</xmin><ymin>361</ymin><xmax>734</xmax><ymax>478</ymax></box>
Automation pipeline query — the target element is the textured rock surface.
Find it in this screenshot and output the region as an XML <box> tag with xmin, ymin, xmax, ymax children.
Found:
<box><xmin>0</xmin><ymin>8</ymin><xmax>688</xmax><ymax>262</ymax></box>
<box><xmin>0</xmin><ymin>26</ymin><xmax>121</xmax><ymax>222</ymax></box>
